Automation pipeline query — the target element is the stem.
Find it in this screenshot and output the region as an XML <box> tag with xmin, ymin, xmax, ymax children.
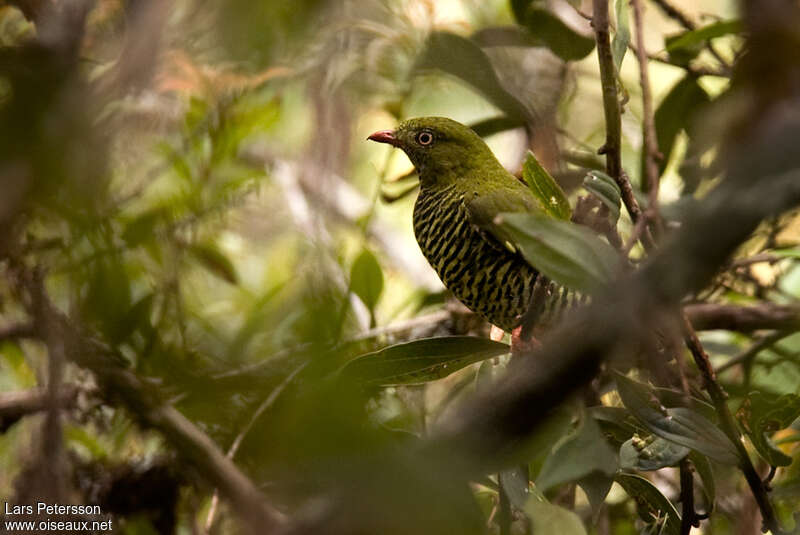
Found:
<box><xmin>679</xmin><ymin>458</ymin><xmax>696</xmax><ymax>535</ymax></box>
<box><xmin>681</xmin><ymin>314</ymin><xmax>784</xmax><ymax>535</ymax></box>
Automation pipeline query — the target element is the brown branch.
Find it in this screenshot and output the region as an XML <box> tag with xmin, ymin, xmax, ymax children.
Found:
<box><xmin>679</xmin><ymin>458</ymin><xmax>697</xmax><ymax>535</ymax></box>
<box><xmin>0</xmin><ymin>386</ymin><xmax>78</xmax><ymax>433</ymax></box>
<box><xmin>684</xmin><ymin>302</ymin><xmax>800</xmax><ymax>332</ymax></box>
<box><xmin>591</xmin><ymin>0</ymin><xmax>656</xmax><ymax>250</ymax></box>
<box><xmin>0</xmin><ymin>322</ymin><xmax>36</xmax><ymax>341</ymax></box>
<box><xmin>681</xmin><ymin>315</ymin><xmax>783</xmax><ymax>534</ymax></box>
<box><xmin>631</xmin><ymin>0</ymin><xmax>663</xmax><ymax>232</ymax></box>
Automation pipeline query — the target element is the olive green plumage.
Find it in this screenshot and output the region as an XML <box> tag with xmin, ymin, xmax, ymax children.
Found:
<box><xmin>369</xmin><ymin>116</ymin><xmax>568</xmax><ymax>331</ymax></box>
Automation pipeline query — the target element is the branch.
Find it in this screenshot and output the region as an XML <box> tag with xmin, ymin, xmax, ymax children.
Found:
<box><xmin>716</xmin><ymin>330</ymin><xmax>794</xmax><ymax>373</ymax></box>
<box><xmin>0</xmin><ymin>386</ymin><xmax>77</xmax><ymax>433</ymax></box>
<box><xmin>591</xmin><ymin>0</ymin><xmax>656</xmax><ymax>250</ymax></box>
<box><xmin>678</xmin><ymin>458</ymin><xmax>697</xmax><ymax>535</ymax></box>
<box><xmin>0</xmin><ymin>322</ymin><xmax>35</xmax><ymax>342</ymax></box>
<box><xmin>684</xmin><ymin>302</ymin><xmax>800</xmax><ymax>332</ymax></box>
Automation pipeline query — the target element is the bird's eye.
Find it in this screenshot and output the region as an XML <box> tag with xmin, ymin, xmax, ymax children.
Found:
<box><xmin>416</xmin><ymin>131</ymin><xmax>434</xmax><ymax>146</ymax></box>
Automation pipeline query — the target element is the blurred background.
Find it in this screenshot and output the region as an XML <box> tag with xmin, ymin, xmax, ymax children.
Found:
<box><xmin>0</xmin><ymin>0</ymin><xmax>798</xmax><ymax>534</ymax></box>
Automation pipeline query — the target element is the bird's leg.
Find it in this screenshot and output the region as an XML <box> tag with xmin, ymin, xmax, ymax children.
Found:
<box><xmin>510</xmin><ymin>325</ymin><xmax>540</xmax><ymax>358</ymax></box>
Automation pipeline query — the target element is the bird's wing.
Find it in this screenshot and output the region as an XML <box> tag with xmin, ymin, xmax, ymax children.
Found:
<box><xmin>463</xmin><ymin>184</ymin><xmax>541</xmax><ymax>253</ymax></box>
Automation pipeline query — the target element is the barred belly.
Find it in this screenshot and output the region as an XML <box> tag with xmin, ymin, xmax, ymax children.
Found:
<box><xmin>413</xmin><ymin>186</ymin><xmax>540</xmax><ymax>331</ymax></box>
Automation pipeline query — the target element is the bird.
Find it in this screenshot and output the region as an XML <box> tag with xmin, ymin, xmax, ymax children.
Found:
<box><xmin>368</xmin><ymin>116</ymin><xmax>570</xmax><ymax>334</ymax></box>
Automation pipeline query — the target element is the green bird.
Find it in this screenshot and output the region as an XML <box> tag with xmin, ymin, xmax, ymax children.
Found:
<box><xmin>369</xmin><ymin>116</ymin><xmax>569</xmax><ymax>332</ymax></box>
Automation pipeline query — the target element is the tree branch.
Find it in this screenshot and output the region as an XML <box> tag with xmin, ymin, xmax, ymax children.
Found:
<box><xmin>684</xmin><ymin>302</ymin><xmax>800</xmax><ymax>332</ymax></box>
<box><xmin>0</xmin><ymin>386</ymin><xmax>78</xmax><ymax>433</ymax></box>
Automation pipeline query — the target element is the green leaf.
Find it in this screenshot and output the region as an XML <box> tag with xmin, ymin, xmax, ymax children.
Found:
<box><xmin>111</xmin><ymin>292</ymin><xmax>155</xmax><ymax>345</ymax></box>
<box><xmin>350</xmin><ymin>249</ymin><xmax>384</xmax><ymax>313</ymax></box>
<box><xmin>468</xmin><ymin>116</ymin><xmax>527</xmax><ymax>137</ymax></box>
<box><xmin>495</xmin><ymin>212</ymin><xmax>620</xmax><ymax>293</ymax></box>
<box><xmin>536</xmin><ymin>413</ymin><xmax>617</xmax><ymax>492</ymax></box>
<box><xmin>522</xmin><ymin>151</ymin><xmax>571</xmax><ymax>220</ymax></box>
<box><xmin>339</xmin><ymin>336</ymin><xmax>509</xmax><ymax>386</ymax></box>
<box><xmin>415</xmin><ymin>31</ymin><xmax>532</xmax><ymax>124</ymax></box>
<box><xmin>524</xmin><ymin>497</ymin><xmax>587</xmax><ymax>535</ymax></box>
<box><xmin>666</xmin><ymin>19</ymin><xmax>742</xmax><ymax>55</ymax></box>
<box><xmin>578</xmin><ymin>472</ymin><xmax>614</xmax><ymax>516</ymax></box>
<box><xmin>689</xmin><ymin>451</ymin><xmax>715</xmax><ymax>512</ymax></box>
<box><xmin>517</xmin><ymin>4</ymin><xmax>596</xmax><ymax>61</ymax></box>
<box><xmin>615</xmin><ymin>374</ymin><xmax>741</xmax><ymax>465</ymax></box>
<box><xmin>188</xmin><ymin>241</ymin><xmax>239</xmax><ymax>284</ymax></box>
<box><xmin>471</xmin><ymin>26</ymin><xmax>542</xmax><ymax>48</ymax></box>
<box><xmin>737</xmin><ymin>392</ymin><xmax>800</xmax><ymax>467</ymax></box>
<box><xmin>646</xmin><ymin>76</ymin><xmax>710</xmax><ymax>180</ymax></box>
<box><xmin>499</xmin><ymin>466</ymin><xmax>530</xmax><ymax>509</ymax></box>
<box><xmin>583</xmin><ymin>171</ymin><xmax>621</xmax><ymax>224</ymax></box>
<box><xmin>615</xmin><ymin>473</ymin><xmax>681</xmax><ymax>535</ymax></box>
<box><xmin>620</xmin><ymin>434</ymin><xmax>690</xmax><ymax>471</ymax></box>
<box><xmin>612</xmin><ymin>0</ymin><xmax>631</xmax><ymax>70</ymax></box>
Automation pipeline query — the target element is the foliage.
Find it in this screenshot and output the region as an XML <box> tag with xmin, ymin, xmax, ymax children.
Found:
<box><xmin>0</xmin><ymin>1</ymin><xmax>799</xmax><ymax>535</ymax></box>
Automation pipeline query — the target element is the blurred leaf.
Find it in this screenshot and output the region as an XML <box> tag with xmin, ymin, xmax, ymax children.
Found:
<box><xmin>469</xmin><ymin>115</ymin><xmax>527</xmax><ymax>137</ymax></box>
<box><xmin>350</xmin><ymin>249</ymin><xmax>384</xmax><ymax>314</ymax></box>
<box><xmin>84</xmin><ymin>255</ymin><xmax>133</xmax><ymax>338</ymax></box>
<box><xmin>111</xmin><ymin>292</ymin><xmax>155</xmax><ymax>345</ymax></box>
<box><xmin>514</xmin><ymin>1</ymin><xmax>596</xmax><ymax>61</ymax></box>
<box><xmin>666</xmin><ymin>20</ymin><xmax>742</xmax><ymax>55</ymax></box>
<box><xmin>646</xmin><ymin>76</ymin><xmax>710</xmax><ymax>179</ymax></box>
<box><xmin>612</xmin><ymin>0</ymin><xmax>631</xmax><ymax>70</ymax></box>
<box><xmin>578</xmin><ymin>472</ymin><xmax>614</xmax><ymax>515</ymax></box>
<box><xmin>415</xmin><ymin>32</ymin><xmax>532</xmax><ymax>124</ymax></box>
<box><xmin>583</xmin><ymin>171</ymin><xmax>621</xmax><ymax>224</ymax></box>
<box><xmin>689</xmin><ymin>451</ymin><xmax>715</xmax><ymax>512</ymax></box>
<box><xmin>188</xmin><ymin>241</ymin><xmax>239</xmax><ymax>285</ymax></box>
<box><xmin>615</xmin><ymin>473</ymin><xmax>681</xmax><ymax>535</ymax></box>
<box><xmin>522</xmin><ymin>150</ymin><xmax>571</xmax><ymax>220</ymax></box>
<box><xmin>471</xmin><ymin>26</ymin><xmax>542</xmax><ymax>48</ymax></box>
<box><xmin>615</xmin><ymin>374</ymin><xmax>741</xmax><ymax>465</ymax></box>
<box><xmin>496</xmin><ymin>212</ymin><xmax>620</xmax><ymax>293</ymax></box>
<box><xmin>536</xmin><ymin>413</ymin><xmax>617</xmax><ymax>492</ymax></box>
<box><xmin>122</xmin><ymin>208</ymin><xmax>166</xmax><ymax>246</ymax></box>
<box><xmin>340</xmin><ymin>336</ymin><xmax>509</xmax><ymax>386</ymax></box>
<box><xmin>619</xmin><ymin>434</ymin><xmax>690</xmax><ymax>471</ymax></box>
<box><xmin>524</xmin><ymin>497</ymin><xmax>587</xmax><ymax>535</ymax></box>
<box><xmin>737</xmin><ymin>392</ymin><xmax>800</xmax><ymax>467</ymax></box>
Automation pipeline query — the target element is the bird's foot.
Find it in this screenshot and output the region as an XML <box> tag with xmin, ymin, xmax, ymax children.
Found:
<box><xmin>510</xmin><ymin>325</ymin><xmax>541</xmax><ymax>358</ymax></box>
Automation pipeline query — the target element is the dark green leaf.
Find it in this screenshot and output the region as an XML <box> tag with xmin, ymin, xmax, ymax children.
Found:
<box><xmin>620</xmin><ymin>434</ymin><xmax>690</xmax><ymax>471</ymax></box>
<box><xmin>612</xmin><ymin>0</ymin><xmax>631</xmax><ymax>70</ymax></box>
<box><xmin>615</xmin><ymin>473</ymin><xmax>681</xmax><ymax>535</ymax></box>
<box><xmin>615</xmin><ymin>374</ymin><xmax>741</xmax><ymax>465</ymax></box>
<box><xmin>738</xmin><ymin>392</ymin><xmax>800</xmax><ymax>467</ymax></box>
<box><xmin>499</xmin><ymin>466</ymin><xmax>530</xmax><ymax>509</ymax></box>
<box><xmin>111</xmin><ymin>292</ymin><xmax>155</xmax><ymax>345</ymax></box>
<box><xmin>350</xmin><ymin>249</ymin><xmax>384</xmax><ymax>313</ymax></box>
<box><xmin>583</xmin><ymin>171</ymin><xmax>621</xmax><ymax>223</ymax></box>
<box><xmin>471</xmin><ymin>26</ymin><xmax>542</xmax><ymax>48</ymax></box>
<box><xmin>524</xmin><ymin>497</ymin><xmax>587</xmax><ymax>535</ymax></box>
<box><xmin>519</xmin><ymin>5</ymin><xmax>596</xmax><ymax>61</ymax></box>
<box><xmin>339</xmin><ymin>336</ymin><xmax>509</xmax><ymax>386</ymax></box>
<box><xmin>578</xmin><ymin>472</ymin><xmax>614</xmax><ymax>515</ymax></box>
<box><xmin>522</xmin><ymin>150</ymin><xmax>571</xmax><ymax>220</ymax></box>
<box><xmin>415</xmin><ymin>31</ymin><xmax>532</xmax><ymax>123</ymax></box>
<box><xmin>536</xmin><ymin>413</ymin><xmax>617</xmax><ymax>492</ymax></box>
<box><xmin>469</xmin><ymin>116</ymin><xmax>527</xmax><ymax>137</ymax></box>
<box><xmin>666</xmin><ymin>20</ymin><xmax>742</xmax><ymax>55</ymax></box>
<box><xmin>646</xmin><ymin>76</ymin><xmax>711</xmax><ymax>180</ymax></box>
<box><xmin>689</xmin><ymin>451</ymin><xmax>715</xmax><ymax>512</ymax></box>
<box><xmin>188</xmin><ymin>242</ymin><xmax>239</xmax><ymax>284</ymax></box>
<box><xmin>496</xmin><ymin>212</ymin><xmax>620</xmax><ymax>293</ymax></box>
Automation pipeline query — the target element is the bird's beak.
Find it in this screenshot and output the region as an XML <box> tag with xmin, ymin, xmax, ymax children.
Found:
<box><xmin>367</xmin><ymin>129</ymin><xmax>400</xmax><ymax>147</ymax></box>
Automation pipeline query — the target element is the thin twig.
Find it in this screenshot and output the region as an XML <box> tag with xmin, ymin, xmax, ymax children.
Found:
<box><xmin>681</xmin><ymin>314</ymin><xmax>784</xmax><ymax>534</ymax></box>
<box><xmin>205</xmin><ymin>362</ymin><xmax>308</xmax><ymax>530</ymax></box>
<box><xmin>0</xmin><ymin>322</ymin><xmax>36</xmax><ymax>341</ymax></box>
<box><xmin>716</xmin><ymin>330</ymin><xmax>794</xmax><ymax>373</ymax></box>
<box><xmin>679</xmin><ymin>458</ymin><xmax>697</xmax><ymax>535</ymax></box>
<box><xmin>631</xmin><ymin>0</ymin><xmax>663</xmax><ymax>233</ymax></box>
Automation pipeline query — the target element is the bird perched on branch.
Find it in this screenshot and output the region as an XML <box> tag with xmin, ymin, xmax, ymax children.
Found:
<box><xmin>369</xmin><ymin>116</ymin><xmax>570</xmax><ymax>335</ymax></box>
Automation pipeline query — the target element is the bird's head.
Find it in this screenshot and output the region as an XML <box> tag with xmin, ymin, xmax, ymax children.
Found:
<box><xmin>368</xmin><ymin>116</ymin><xmax>500</xmax><ymax>186</ymax></box>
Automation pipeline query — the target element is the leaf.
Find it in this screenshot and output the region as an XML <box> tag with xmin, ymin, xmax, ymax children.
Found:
<box><xmin>615</xmin><ymin>473</ymin><xmax>682</xmax><ymax>535</ymax></box>
<box><xmin>524</xmin><ymin>497</ymin><xmax>587</xmax><ymax>535</ymax></box>
<box><xmin>415</xmin><ymin>31</ymin><xmax>532</xmax><ymax>124</ymax></box>
<box><xmin>737</xmin><ymin>392</ymin><xmax>800</xmax><ymax>467</ymax></box>
<box><xmin>646</xmin><ymin>76</ymin><xmax>711</xmax><ymax>180</ymax></box>
<box><xmin>689</xmin><ymin>451</ymin><xmax>715</xmax><ymax>512</ymax></box>
<box><xmin>111</xmin><ymin>292</ymin><xmax>155</xmax><ymax>345</ymax></box>
<box><xmin>339</xmin><ymin>336</ymin><xmax>509</xmax><ymax>386</ymax></box>
<box><xmin>583</xmin><ymin>171</ymin><xmax>621</xmax><ymax>224</ymax></box>
<box><xmin>499</xmin><ymin>466</ymin><xmax>530</xmax><ymax>509</ymax></box>
<box><xmin>516</xmin><ymin>3</ymin><xmax>596</xmax><ymax>61</ymax></box>
<box><xmin>536</xmin><ymin>413</ymin><xmax>617</xmax><ymax>492</ymax></box>
<box><xmin>350</xmin><ymin>249</ymin><xmax>384</xmax><ymax>313</ymax></box>
<box><xmin>522</xmin><ymin>151</ymin><xmax>571</xmax><ymax>220</ymax></box>
<box><xmin>615</xmin><ymin>374</ymin><xmax>741</xmax><ymax>465</ymax></box>
<box><xmin>666</xmin><ymin>19</ymin><xmax>742</xmax><ymax>55</ymax></box>
<box><xmin>620</xmin><ymin>434</ymin><xmax>690</xmax><ymax>471</ymax></box>
<box><xmin>471</xmin><ymin>26</ymin><xmax>542</xmax><ymax>48</ymax></box>
<box><xmin>188</xmin><ymin>242</ymin><xmax>239</xmax><ymax>284</ymax></box>
<box><xmin>468</xmin><ymin>116</ymin><xmax>527</xmax><ymax>137</ymax></box>
<box><xmin>578</xmin><ymin>472</ymin><xmax>614</xmax><ymax>515</ymax></box>
<box><xmin>612</xmin><ymin>0</ymin><xmax>631</xmax><ymax>70</ymax></box>
<box><xmin>495</xmin><ymin>212</ymin><xmax>620</xmax><ymax>293</ymax></box>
